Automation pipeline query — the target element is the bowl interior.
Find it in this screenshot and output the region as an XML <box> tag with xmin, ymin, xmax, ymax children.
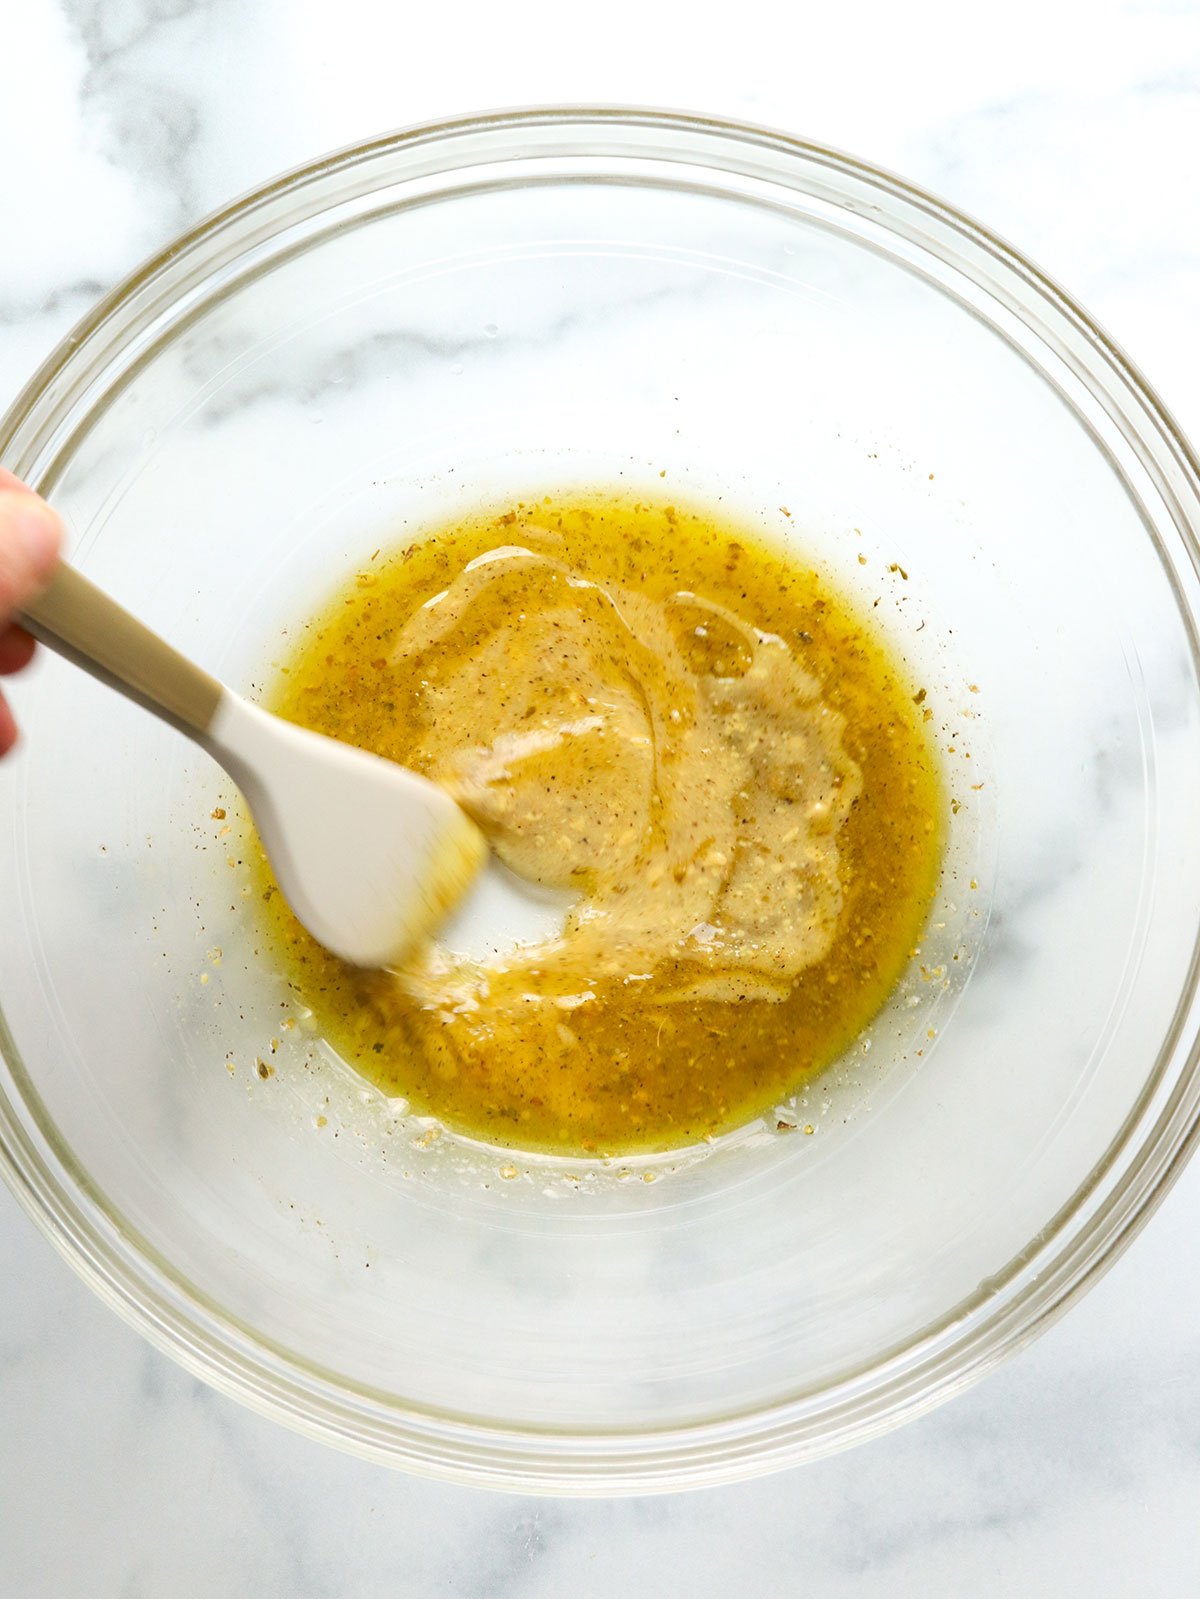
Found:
<box><xmin>3</xmin><ymin>115</ymin><xmax>1200</xmax><ymax>1486</ymax></box>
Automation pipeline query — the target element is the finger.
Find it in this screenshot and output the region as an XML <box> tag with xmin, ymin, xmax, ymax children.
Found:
<box><xmin>0</xmin><ymin>490</ymin><xmax>63</xmax><ymax>616</ymax></box>
<box><xmin>0</xmin><ymin>468</ymin><xmax>34</xmax><ymax>496</ymax></box>
<box><xmin>0</xmin><ymin>623</ymin><xmax>37</xmax><ymax>675</ymax></box>
<box><xmin>0</xmin><ymin>691</ymin><xmax>16</xmax><ymax>757</ymax></box>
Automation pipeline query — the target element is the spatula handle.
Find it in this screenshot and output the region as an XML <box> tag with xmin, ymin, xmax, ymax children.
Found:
<box><xmin>20</xmin><ymin>564</ymin><xmax>224</xmax><ymax>736</ymax></box>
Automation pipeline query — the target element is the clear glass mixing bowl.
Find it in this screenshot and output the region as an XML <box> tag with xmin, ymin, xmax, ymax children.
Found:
<box><xmin>2</xmin><ymin>109</ymin><xmax>1200</xmax><ymax>1494</ymax></box>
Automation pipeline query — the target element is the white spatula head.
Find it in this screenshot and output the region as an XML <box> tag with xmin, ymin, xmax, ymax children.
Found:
<box><xmin>20</xmin><ymin>560</ymin><xmax>484</xmax><ymax>966</ymax></box>
<box><xmin>207</xmin><ymin>694</ymin><xmax>486</xmax><ymax>967</ymax></box>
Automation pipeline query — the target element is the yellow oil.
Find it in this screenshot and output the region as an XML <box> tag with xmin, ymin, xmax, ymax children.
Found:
<box><xmin>250</xmin><ymin>493</ymin><xmax>944</xmax><ymax>1154</ymax></box>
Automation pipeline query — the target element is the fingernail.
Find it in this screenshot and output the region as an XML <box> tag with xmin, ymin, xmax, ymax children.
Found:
<box><xmin>5</xmin><ymin>495</ymin><xmax>63</xmax><ymax>582</ymax></box>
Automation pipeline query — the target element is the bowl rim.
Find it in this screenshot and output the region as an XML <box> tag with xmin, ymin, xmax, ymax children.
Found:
<box><xmin>3</xmin><ymin>103</ymin><xmax>1200</xmax><ymax>1495</ymax></box>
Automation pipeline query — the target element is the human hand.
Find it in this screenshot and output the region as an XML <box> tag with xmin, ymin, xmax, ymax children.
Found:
<box><xmin>0</xmin><ymin>469</ymin><xmax>63</xmax><ymax>755</ymax></box>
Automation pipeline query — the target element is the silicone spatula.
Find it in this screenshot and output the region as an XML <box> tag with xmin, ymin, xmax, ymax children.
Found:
<box><xmin>21</xmin><ymin>563</ymin><xmax>485</xmax><ymax>967</ymax></box>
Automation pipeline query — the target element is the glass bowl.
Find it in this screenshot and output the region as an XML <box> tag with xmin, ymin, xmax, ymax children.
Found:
<box><xmin>2</xmin><ymin>108</ymin><xmax>1200</xmax><ymax>1495</ymax></box>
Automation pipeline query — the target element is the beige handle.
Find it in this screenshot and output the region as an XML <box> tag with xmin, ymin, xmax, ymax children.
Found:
<box><xmin>20</xmin><ymin>564</ymin><xmax>223</xmax><ymax>736</ymax></box>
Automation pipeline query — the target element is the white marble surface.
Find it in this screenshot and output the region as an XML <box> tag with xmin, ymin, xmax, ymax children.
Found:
<box><xmin>3</xmin><ymin>0</ymin><xmax>1200</xmax><ymax>1592</ymax></box>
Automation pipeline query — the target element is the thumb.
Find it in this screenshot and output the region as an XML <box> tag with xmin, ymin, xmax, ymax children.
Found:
<box><xmin>0</xmin><ymin>490</ymin><xmax>63</xmax><ymax>618</ymax></box>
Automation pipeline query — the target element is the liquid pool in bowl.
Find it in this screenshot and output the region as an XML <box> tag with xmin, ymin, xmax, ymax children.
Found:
<box><xmin>248</xmin><ymin>489</ymin><xmax>951</xmax><ymax>1158</ymax></box>
<box><xmin>1</xmin><ymin>109</ymin><xmax>1199</xmax><ymax>1492</ymax></box>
